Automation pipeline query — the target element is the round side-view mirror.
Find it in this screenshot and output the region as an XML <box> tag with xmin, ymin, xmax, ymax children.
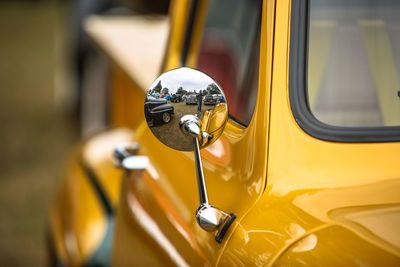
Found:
<box><xmin>144</xmin><ymin>67</ymin><xmax>228</xmax><ymax>151</ymax></box>
<box><xmin>144</xmin><ymin>67</ymin><xmax>236</xmax><ymax>242</ymax></box>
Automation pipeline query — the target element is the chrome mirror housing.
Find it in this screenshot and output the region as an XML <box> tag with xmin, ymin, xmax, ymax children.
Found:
<box><xmin>145</xmin><ymin>67</ymin><xmax>228</xmax><ymax>151</ymax></box>
<box><xmin>144</xmin><ymin>67</ymin><xmax>235</xmax><ymax>243</ymax></box>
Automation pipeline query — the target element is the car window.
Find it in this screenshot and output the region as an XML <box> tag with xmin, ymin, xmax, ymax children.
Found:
<box><xmin>308</xmin><ymin>0</ymin><xmax>400</xmax><ymax>127</ymax></box>
<box><xmin>195</xmin><ymin>0</ymin><xmax>262</xmax><ymax>125</ymax></box>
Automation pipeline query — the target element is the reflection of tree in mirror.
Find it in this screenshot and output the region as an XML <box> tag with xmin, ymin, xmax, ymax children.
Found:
<box><xmin>162</xmin><ymin>88</ymin><xmax>169</xmax><ymax>94</ymax></box>
<box><xmin>176</xmin><ymin>86</ymin><xmax>187</xmax><ymax>95</ymax></box>
<box><xmin>153</xmin><ymin>80</ymin><xmax>162</xmax><ymax>93</ymax></box>
<box><xmin>207</xmin><ymin>83</ymin><xmax>220</xmax><ymax>94</ymax></box>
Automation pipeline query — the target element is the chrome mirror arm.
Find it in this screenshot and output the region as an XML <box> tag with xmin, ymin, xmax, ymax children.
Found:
<box><xmin>144</xmin><ymin>67</ymin><xmax>235</xmax><ymax>243</ymax></box>
<box><xmin>193</xmin><ymin>137</ymin><xmax>208</xmax><ymax>205</ymax></box>
<box><xmin>180</xmin><ymin>116</ymin><xmax>236</xmax><ymax>243</ymax></box>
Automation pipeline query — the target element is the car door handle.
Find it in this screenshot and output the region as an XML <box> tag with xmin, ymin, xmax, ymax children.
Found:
<box><xmin>113</xmin><ymin>142</ymin><xmax>149</xmax><ymax>170</ymax></box>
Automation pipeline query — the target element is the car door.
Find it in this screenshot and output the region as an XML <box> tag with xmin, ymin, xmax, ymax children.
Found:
<box><xmin>220</xmin><ymin>0</ymin><xmax>400</xmax><ymax>265</ymax></box>
<box><xmin>111</xmin><ymin>0</ymin><xmax>274</xmax><ymax>266</ymax></box>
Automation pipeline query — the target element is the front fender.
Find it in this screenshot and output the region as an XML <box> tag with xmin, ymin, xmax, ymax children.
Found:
<box><xmin>274</xmin><ymin>222</ymin><xmax>400</xmax><ymax>266</ymax></box>
<box><xmin>47</xmin><ymin>128</ymin><xmax>134</xmax><ymax>266</ymax></box>
<box><xmin>219</xmin><ymin>179</ymin><xmax>400</xmax><ymax>266</ymax></box>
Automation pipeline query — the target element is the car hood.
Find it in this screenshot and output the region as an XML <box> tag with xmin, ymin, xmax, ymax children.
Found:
<box><xmin>146</xmin><ymin>96</ymin><xmax>167</xmax><ymax>105</ymax></box>
<box><xmin>150</xmin><ymin>103</ymin><xmax>173</xmax><ymax>113</ymax></box>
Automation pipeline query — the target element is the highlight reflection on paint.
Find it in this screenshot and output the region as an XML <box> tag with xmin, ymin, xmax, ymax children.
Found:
<box><xmin>127</xmin><ymin>191</ymin><xmax>189</xmax><ymax>267</ymax></box>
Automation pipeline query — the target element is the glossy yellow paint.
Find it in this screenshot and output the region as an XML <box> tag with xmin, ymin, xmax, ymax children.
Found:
<box><xmin>110</xmin><ymin>66</ymin><xmax>146</xmax><ymax>129</ymax></box>
<box><xmin>200</xmin><ymin>103</ymin><xmax>227</xmax><ymax>144</ymax></box>
<box><xmin>163</xmin><ymin>0</ymin><xmax>191</xmax><ymax>71</ymax></box>
<box><xmin>51</xmin><ymin>0</ymin><xmax>400</xmax><ymax>265</ymax></box>
<box><xmin>185</xmin><ymin>0</ymin><xmax>209</xmax><ymax>68</ymax></box>
<box><xmin>111</xmin><ymin>0</ymin><xmax>275</xmax><ymax>265</ymax></box>
<box><xmin>50</xmin><ymin>0</ymin><xmax>239</xmax><ymax>265</ymax></box>
<box><xmin>220</xmin><ymin>0</ymin><xmax>400</xmax><ymax>265</ymax></box>
<box><xmin>49</xmin><ymin>152</ymin><xmax>107</xmax><ymax>266</ymax></box>
<box><xmin>48</xmin><ymin>128</ymin><xmax>134</xmax><ymax>266</ymax></box>
<box><xmin>109</xmin><ymin>0</ymin><xmax>190</xmax><ymax>129</ymax></box>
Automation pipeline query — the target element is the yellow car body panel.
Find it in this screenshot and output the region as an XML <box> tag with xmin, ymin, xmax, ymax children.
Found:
<box><xmin>200</xmin><ymin>103</ymin><xmax>228</xmax><ymax>140</ymax></box>
<box><xmin>48</xmin><ymin>129</ymin><xmax>133</xmax><ymax>266</ymax></box>
<box><xmin>49</xmin><ymin>0</ymin><xmax>400</xmax><ymax>266</ymax></box>
<box><xmin>220</xmin><ymin>0</ymin><xmax>400</xmax><ymax>265</ymax></box>
<box><xmin>110</xmin><ymin>67</ymin><xmax>146</xmax><ymax>129</ymax></box>
<box><xmin>111</xmin><ymin>0</ymin><xmax>275</xmax><ymax>265</ymax></box>
<box><xmin>163</xmin><ymin>0</ymin><xmax>191</xmax><ymax>71</ymax></box>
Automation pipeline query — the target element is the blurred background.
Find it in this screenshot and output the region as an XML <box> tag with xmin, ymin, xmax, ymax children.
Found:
<box><xmin>0</xmin><ymin>0</ymin><xmax>76</xmax><ymax>265</ymax></box>
<box><xmin>0</xmin><ymin>0</ymin><xmax>168</xmax><ymax>265</ymax></box>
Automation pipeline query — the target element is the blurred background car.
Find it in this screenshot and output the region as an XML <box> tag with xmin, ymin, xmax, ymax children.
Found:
<box><xmin>170</xmin><ymin>94</ymin><xmax>183</xmax><ymax>103</ymax></box>
<box><xmin>204</xmin><ymin>94</ymin><xmax>218</xmax><ymax>105</ymax></box>
<box><xmin>185</xmin><ymin>94</ymin><xmax>197</xmax><ymax>105</ymax></box>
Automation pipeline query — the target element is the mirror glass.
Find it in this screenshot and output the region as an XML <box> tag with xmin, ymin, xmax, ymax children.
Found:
<box><xmin>144</xmin><ymin>67</ymin><xmax>228</xmax><ymax>151</ymax></box>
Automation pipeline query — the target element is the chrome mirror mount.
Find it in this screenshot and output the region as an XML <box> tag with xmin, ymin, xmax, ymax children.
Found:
<box><xmin>144</xmin><ymin>67</ymin><xmax>235</xmax><ymax>243</ymax></box>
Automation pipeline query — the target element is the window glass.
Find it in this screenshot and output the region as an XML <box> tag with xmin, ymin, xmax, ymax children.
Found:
<box><xmin>196</xmin><ymin>0</ymin><xmax>261</xmax><ymax>125</ymax></box>
<box><xmin>308</xmin><ymin>0</ymin><xmax>400</xmax><ymax>127</ymax></box>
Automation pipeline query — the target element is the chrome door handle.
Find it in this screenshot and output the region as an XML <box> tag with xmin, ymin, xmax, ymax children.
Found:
<box><xmin>113</xmin><ymin>142</ymin><xmax>148</xmax><ymax>170</ymax></box>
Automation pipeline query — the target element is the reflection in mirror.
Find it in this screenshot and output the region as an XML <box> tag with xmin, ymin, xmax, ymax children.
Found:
<box><xmin>144</xmin><ymin>67</ymin><xmax>228</xmax><ymax>151</ymax></box>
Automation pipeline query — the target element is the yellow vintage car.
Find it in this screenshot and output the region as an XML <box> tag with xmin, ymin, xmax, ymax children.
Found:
<box><xmin>47</xmin><ymin>0</ymin><xmax>400</xmax><ymax>266</ymax></box>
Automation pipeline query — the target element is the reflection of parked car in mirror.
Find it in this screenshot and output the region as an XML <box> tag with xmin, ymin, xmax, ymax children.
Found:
<box><xmin>144</xmin><ymin>96</ymin><xmax>174</xmax><ymax>126</ymax></box>
<box><xmin>152</xmin><ymin>92</ymin><xmax>161</xmax><ymax>98</ymax></box>
<box><xmin>185</xmin><ymin>94</ymin><xmax>197</xmax><ymax>105</ymax></box>
<box><xmin>170</xmin><ymin>94</ymin><xmax>182</xmax><ymax>103</ymax></box>
<box><xmin>204</xmin><ymin>94</ymin><xmax>218</xmax><ymax>105</ymax></box>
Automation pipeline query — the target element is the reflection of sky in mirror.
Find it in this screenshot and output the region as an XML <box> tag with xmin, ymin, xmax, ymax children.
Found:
<box><xmin>148</xmin><ymin>67</ymin><xmax>218</xmax><ymax>95</ymax></box>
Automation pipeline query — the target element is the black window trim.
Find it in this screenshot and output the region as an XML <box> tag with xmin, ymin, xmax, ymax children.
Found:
<box><xmin>289</xmin><ymin>0</ymin><xmax>400</xmax><ymax>143</ymax></box>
